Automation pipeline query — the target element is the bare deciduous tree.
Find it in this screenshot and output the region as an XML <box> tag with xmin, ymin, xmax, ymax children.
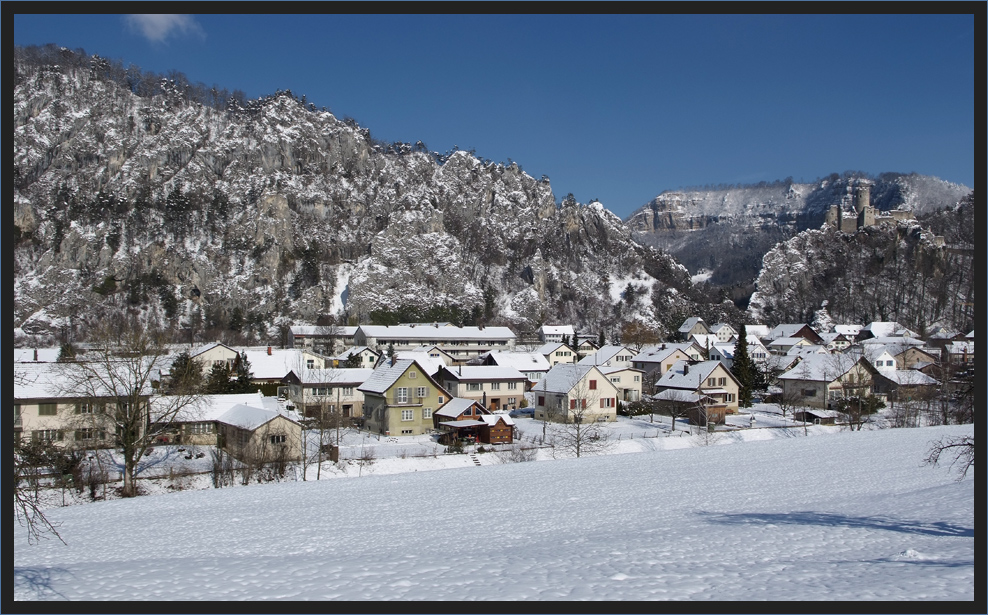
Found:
<box><xmin>60</xmin><ymin>319</ymin><xmax>204</xmax><ymax>497</ymax></box>
<box><xmin>923</xmin><ymin>435</ymin><xmax>974</xmax><ymax>480</ymax></box>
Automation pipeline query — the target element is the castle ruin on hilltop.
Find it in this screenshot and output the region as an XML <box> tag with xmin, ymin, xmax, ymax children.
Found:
<box><xmin>825</xmin><ymin>180</ymin><xmax>915</xmax><ymax>233</ymax></box>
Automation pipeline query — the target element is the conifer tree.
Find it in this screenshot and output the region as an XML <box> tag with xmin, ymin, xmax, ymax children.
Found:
<box><xmin>731</xmin><ymin>324</ymin><xmax>755</xmax><ymax>408</ymax></box>
<box><xmin>231</xmin><ymin>351</ymin><xmax>254</xmax><ymax>393</ymax></box>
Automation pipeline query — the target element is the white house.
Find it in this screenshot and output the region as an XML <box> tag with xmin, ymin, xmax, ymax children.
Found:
<box><xmin>533</xmin><ymin>364</ymin><xmax>619</xmax><ymax>423</ymax></box>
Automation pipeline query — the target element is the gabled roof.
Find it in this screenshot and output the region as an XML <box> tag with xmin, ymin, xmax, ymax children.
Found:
<box><xmin>710</xmin><ymin>344</ymin><xmax>735</xmax><ymax>360</ymax></box>
<box><xmin>744</xmin><ymin>324</ymin><xmax>771</xmax><ymax>339</ymax></box>
<box><xmin>14</xmin><ymin>361</ymin><xmax>157</xmax><ymax>400</ymax></box>
<box><xmin>767</xmin><ymin>324</ymin><xmax>816</xmax><ymax>340</ymax></box>
<box><xmin>337</xmin><ymin>346</ymin><xmax>378</xmax><ymax>359</ymax></box>
<box><xmin>655</xmin><ymin>360</ymin><xmax>732</xmax><ymax>391</ymax></box>
<box><xmin>483</xmin><ymin>350</ymin><xmax>550</xmax><ymax>372</ymax></box>
<box><xmin>298</xmin><ymin>368</ymin><xmax>375</xmax><ymax>386</ymax></box>
<box><xmin>540</xmin><ymin>325</ymin><xmax>574</xmax><ymax>336</ymax></box>
<box><xmin>357</xmin><ymin>325</ymin><xmax>516</xmax><ymax>341</ymax></box>
<box><xmin>778</xmin><ymin>353</ymin><xmax>872</xmax><ymax>382</ymax></box>
<box><xmin>861</xmin><ymin>322</ymin><xmax>920</xmax><ymax>338</ymax></box>
<box><xmin>243</xmin><ymin>349</ymin><xmax>311</xmax><ymax>380</ymax></box>
<box><xmin>833</xmin><ymin>324</ymin><xmax>863</xmax><ymax>337</ymax></box>
<box><xmin>190</xmin><ymin>341</ymin><xmax>238</xmax><ymax>358</ymax></box>
<box><xmin>875</xmin><ymin>370</ymin><xmax>938</xmax><ymax>386</ymax></box>
<box><xmin>537</xmin><ymin>342</ymin><xmax>571</xmax><ymax>356</ymax></box>
<box><xmin>633</xmin><ymin>344</ymin><xmax>697</xmax><ymax>363</ymax></box>
<box><xmin>439</xmin><ymin>366</ymin><xmax>528</xmax><ymax>382</ymax></box>
<box><xmin>216</xmin><ymin>403</ymin><xmax>298</xmax><ymax>431</ymax></box>
<box><xmin>711</xmin><ymin>323</ymin><xmax>736</xmax><ymax>334</ymax></box>
<box><xmin>357</xmin><ymin>359</ymin><xmax>419</xmax><ymax>394</ymax></box>
<box><xmin>859</xmin><ymin>336</ymin><xmax>926</xmax><ymax>348</ymax></box>
<box><xmin>535</xmin><ymin>364</ymin><xmax>600</xmax><ymax>394</ymax></box>
<box><xmin>394</xmin><ymin>351</ymin><xmax>445</xmax><ymax>376</ymax></box>
<box><xmin>678</xmin><ymin>317</ymin><xmax>706</xmax><ymax>333</ymax></box>
<box><xmin>481</xmin><ymin>413</ymin><xmax>514</xmax><ymax>427</ymax></box>
<box><xmin>577</xmin><ymin>345</ymin><xmax>633</xmax><ymax>366</ymax></box>
<box><xmin>769</xmin><ymin>336</ymin><xmax>811</xmax><ymax>347</ymax></box>
<box><xmin>435</xmin><ymin>397</ymin><xmax>486</xmax><ymax>418</ymax></box>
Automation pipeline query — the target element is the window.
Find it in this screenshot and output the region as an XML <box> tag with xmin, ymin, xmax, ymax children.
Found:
<box><xmin>570</xmin><ymin>399</ymin><xmax>577</xmax><ymax>410</ymax></box>
<box><xmin>589</xmin><ymin>380</ymin><xmax>597</xmax><ymax>390</ymax></box>
<box><xmin>718</xmin><ymin>377</ymin><xmax>726</xmax><ymax>386</ymax></box>
<box><xmin>316</xmin><ymin>387</ymin><xmax>328</xmax><ymax>397</ymax></box>
<box><xmin>38</xmin><ymin>403</ymin><xmax>57</xmax><ymax>416</ymax></box>
<box><xmin>438</xmin><ymin>396</ymin><xmax>444</xmax><ymax>404</ymax></box>
<box><xmin>408</xmin><ymin>371</ymin><xmax>417</xmax><ymax>379</ymax></box>
<box><xmin>342</xmin><ymin>386</ymin><xmax>353</xmax><ymax>396</ymax></box>
<box><xmin>600</xmin><ymin>398</ymin><xmax>615</xmax><ymax>408</ymax></box>
<box><xmin>416</xmin><ymin>386</ymin><xmax>428</xmax><ymax>398</ymax></box>
<box><xmin>507</xmin><ymin>397</ymin><xmax>516</xmax><ymax>406</ymax></box>
<box><xmin>396</xmin><ymin>387</ymin><xmax>408</xmax><ymax>403</ymax></box>
<box><xmin>726</xmin><ymin>393</ymin><xmax>735</xmax><ymax>402</ymax></box>
<box><xmin>538</xmin><ymin>396</ymin><xmax>545</xmax><ymax>406</ymax></box>
<box><xmin>187</xmin><ymin>422</ymin><xmax>214</xmax><ymax>435</ymax></box>
<box><xmin>401</xmin><ymin>429</ymin><xmax>413</xmax><ymax>435</ymax></box>
<box><xmin>401</xmin><ymin>409</ymin><xmax>414</xmax><ymax>421</ymax></box>
<box><xmin>464</xmin><ymin>408</ymin><xmax>472</xmax><ymax>416</ymax></box>
<box><xmin>508</xmin><ymin>382</ymin><xmax>518</xmax><ymax>390</ymax></box>
<box><xmin>33</xmin><ymin>429</ymin><xmax>63</xmax><ymax>442</ymax></box>
<box><xmin>467</xmin><ymin>383</ymin><xmax>482</xmax><ymax>391</ymax></box>
<box><xmin>74</xmin><ymin>428</ymin><xmax>103</xmax><ymax>441</ymax></box>
<box><xmin>76</xmin><ymin>402</ymin><xmax>97</xmax><ymax>414</ymax></box>
<box><xmin>611</xmin><ymin>377</ymin><xmax>621</xmax><ymax>383</ymax></box>
<box><xmin>707</xmin><ymin>378</ymin><xmax>716</xmax><ymax>387</ymax></box>
<box><xmin>269</xmin><ymin>434</ymin><xmax>287</xmax><ymax>444</ymax></box>
<box><xmin>491</xmin><ymin>382</ymin><xmax>501</xmax><ymax>390</ymax></box>
<box><xmin>306</xmin><ymin>359</ymin><xmax>315</xmax><ymax>369</ymax></box>
<box><xmin>423</xmin><ymin>408</ymin><xmax>433</xmax><ymax>420</ymax></box>
<box><xmin>802</xmin><ymin>389</ymin><xmax>816</xmax><ymax>397</ymax></box>
<box><xmin>633</xmin><ymin>375</ymin><xmax>640</xmax><ymax>382</ymax></box>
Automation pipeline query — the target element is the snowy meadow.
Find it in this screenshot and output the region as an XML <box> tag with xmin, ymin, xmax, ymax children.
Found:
<box><xmin>14</xmin><ymin>423</ymin><xmax>974</xmax><ymax>602</ymax></box>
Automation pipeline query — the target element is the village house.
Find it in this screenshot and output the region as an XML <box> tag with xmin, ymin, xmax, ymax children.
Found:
<box><xmin>765</xmin><ymin>324</ymin><xmax>824</xmax><ymax>346</ymax></box>
<box><xmin>432</xmin><ymin>398</ymin><xmax>515</xmax><ymax>445</ymax></box>
<box><xmin>576</xmin><ymin>338</ymin><xmax>600</xmax><ymax>359</ymax></box>
<box><xmin>631</xmin><ymin>344</ymin><xmax>696</xmax><ymax>377</ymax></box>
<box><xmin>539</xmin><ymin>324</ymin><xmax>575</xmax><ymax>344</ymax></box>
<box><xmin>289</xmin><ymin>325</ymin><xmax>359</xmax><ymax>355</ymax></box>
<box><xmin>333</xmin><ymin>346</ymin><xmax>381</xmax><ymax>369</ymax></box>
<box><xmin>778</xmin><ymin>353</ymin><xmax>878</xmax><ymax>410</ymax></box>
<box><xmin>188</xmin><ymin>341</ymin><xmax>240</xmax><ymax>375</ymax></box>
<box><xmin>710</xmin><ymin>323</ymin><xmax>738</xmax><ymax>343</ymax></box>
<box><xmin>436</xmin><ymin>365</ymin><xmax>528</xmax><ymax>411</ymax></box>
<box><xmin>577</xmin><ymin>345</ymin><xmax>637</xmax><ymax>369</ymax></box>
<box><xmin>214</xmin><ymin>401</ymin><xmax>303</xmax><ymax>464</ymax></box>
<box><xmin>279</xmin><ymin>368</ymin><xmax>375</xmax><ymax>419</ymax></box>
<box><xmin>598</xmin><ymin>366</ymin><xmax>644</xmax><ymax>403</ymax></box>
<box><xmin>478</xmin><ymin>350</ymin><xmax>550</xmax><ymax>385</ymax></box>
<box><xmin>358</xmin><ymin>359</ymin><xmax>450</xmax><ymax>436</ymax></box>
<box><xmin>654</xmin><ymin>360</ymin><xmax>741</xmax><ymax>415</ymax></box>
<box><xmin>819</xmin><ymin>332</ymin><xmax>854</xmax><ymax>352</ymax></box>
<box><xmin>13</xmin><ymin>362</ymin><xmax>150</xmax><ymax>448</ymax></box>
<box><xmin>353</xmin><ymin>324</ymin><xmax>516</xmax><ymax>362</ymax></box>
<box><xmin>538</xmin><ymin>342</ymin><xmax>578</xmax><ymax>367</ymax></box>
<box><xmin>768</xmin><ymin>337</ymin><xmax>815</xmax><ymax>355</ymax></box>
<box><xmin>532</xmin><ymin>364</ymin><xmax>620</xmax><ymax>423</ymax></box>
<box><xmin>677</xmin><ymin>317</ymin><xmax>710</xmax><ymax>341</ymax></box>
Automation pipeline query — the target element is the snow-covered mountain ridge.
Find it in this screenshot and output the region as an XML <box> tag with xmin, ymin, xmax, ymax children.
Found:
<box><xmin>14</xmin><ymin>47</ymin><xmax>711</xmax><ymax>343</ymax></box>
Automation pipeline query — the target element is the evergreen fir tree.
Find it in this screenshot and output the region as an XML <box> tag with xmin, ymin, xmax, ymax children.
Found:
<box><xmin>205</xmin><ymin>362</ymin><xmax>233</xmax><ymax>394</ymax></box>
<box><xmin>597</xmin><ymin>330</ymin><xmax>605</xmax><ymax>347</ymax></box>
<box><xmin>168</xmin><ymin>351</ymin><xmax>203</xmax><ymax>394</ymax></box>
<box><xmin>731</xmin><ymin>324</ymin><xmax>755</xmax><ymax>408</ymax></box>
<box><xmin>231</xmin><ymin>351</ymin><xmax>254</xmax><ymax>393</ymax></box>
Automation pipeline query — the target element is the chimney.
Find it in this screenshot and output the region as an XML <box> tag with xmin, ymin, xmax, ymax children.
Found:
<box><xmin>267</xmin><ymin>346</ymin><xmax>272</xmax><ymax>355</ymax></box>
<box><xmin>34</xmin><ymin>348</ymin><xmax>38</xmax><ymax>362</ymax></box>
<box><xmin>683</xmin><ymin>364</ymin><xmax>689</xmax><ymax>375</ymax></box>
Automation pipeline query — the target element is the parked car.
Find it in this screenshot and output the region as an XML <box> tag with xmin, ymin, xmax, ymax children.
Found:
<box><xmin>509</xmin><ymin>408</ymin><xmax>535</xmax><ymax>418</ymax></box>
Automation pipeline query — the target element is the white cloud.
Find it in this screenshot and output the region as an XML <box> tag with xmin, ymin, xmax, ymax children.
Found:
<box><xmin>124</xmin><ymin>14</ymin><xmax>205</xmax><ymax>44</ymax></box>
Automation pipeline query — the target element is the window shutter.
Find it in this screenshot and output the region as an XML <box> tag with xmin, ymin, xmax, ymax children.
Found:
<box><xmin>570</xmin><ymin>399</ymin><xmax>576</xmax><ymax>410</ymax></box>
<box><xmin>600</xmin><ymin>399</ymin><xmax>605</xmax><ymax>408</ymax></box>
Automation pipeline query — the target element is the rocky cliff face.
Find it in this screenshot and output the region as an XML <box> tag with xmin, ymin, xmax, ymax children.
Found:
<box><xmin>626</xmin><ymin>174</ymin><xmax>971</xmax><ymax>288</ymax></box>
<box><xmin>14</xmin><ymin>49</ymin><xmax>710</xmax><ymax>344</ymax></box>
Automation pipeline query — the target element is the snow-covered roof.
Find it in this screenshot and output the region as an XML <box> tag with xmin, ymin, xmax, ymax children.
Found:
<box><xmin>243</xmin><ymin>349</ymin><xmax>309</xmax><ymax>380</ymax></box>
<box><xmin>483</xmin><ymin>351</ymin><xmax>550</xmax><ymax>372</ymax></box>
<box><xmin>769</xmin><ymin>337</ymin><xmax>810</xmax><ymax>347</ymax></box>
<box><xmin>655</xmin><ymin>360</ymin><xmax>726</xmax><ymax>391</ymax></box>
<box><xmin>654</xmin><ymin>390</ymin><xmax>708</xmax><ymax>404</ymax></box>
<box><xmin>358</xmin><ymin>359</ymin><xmax>439</xmax><ymax>395</ymax></box>
<box><xmin>534</xmin><ymin>364</ymin><xmax>598</xmax><ymax>394</ymax></box>
<box><xmin>859</xmin><ymin>336</ymin><xmax>925</xmax><ymax>348</ymax></box>
<box><xmin>337</xmin><ymin>346</ymin><xmax>377</xmax><ymax>359</ymax></box>
<box><xmin>876</xmin><ymin>370</ymin><xmax>938</xmax><ymax>386</ymax></box>
<box><xmin>14</xmin><ymin>361</ymin><xmax>156</xmax><ymax>400</ymax></box>
<box><xmin>744</xmin><ymin>324</ymin><xmax>771</xmax><ymax>339</ymax></box>
<box><xmin>946</xmin><ymin>341</ymin><xmax>974</xmax><ymax>353</ymax></box>
<box><xmin>358</xmin><ymin>325</ymin><xmax>515</xmax><ymax>341</ymax></box>
<box><xmin>440</xmin><ymin>366</ymin><xmax>527</xmax><ymax>381</ymax></box>
<box><xmin>298</xmin><ymin>368</ymin><xmax>375</xmax><ymax>386</ymax></box>
<box><xmin>174</xmin><ymin>392</ymin><xmax>280</xmax><ymax>423</ymax></box>
<box><xmin>778</xmin><ymin>353</ymin><xmax>866</xmax><ymax>382</ymax></box>
<box><xmin>862</xmin><ymin>322</ymin><xmax>920</xmax><ymax>338</ymax></box>
<box><xmin>438</xmin><ymin>420</ymin><xmax>486</xmax><ymax>428</ymax></box>
<box><xmin>767</xmin><ymin>324</ymin><xmax>815</xmax><ymax>340</ymax></box>
<box><xmin>678</xmin><ymin>317</ymin><xmax>705</xmax><ymax>333</ymax></box>
<box><xmin>689</xmin><ymin>334</ymin><xmax>720</xmax><ymax>349</ymax></box>
<box><xmin>833</xmin><ymin>324</ymin><xmax>863</xmax><ymax>336</ymax></box>
<box><xmin>710</xmin><ymin>323</ymin><xmax>736</xmax><ymax>334</ymax></box>
<box><xmin>537</xmin><ymin>342</ymin><xmax>570</xmax><ymax>355</ymax></box>
<box><xmin>393</xmin><ymin>351</ymin><xmax>444</xmax><ymax>376</ymax></box>
<box><xmin>435</xmin><ymin>398</ymin><xmax>483</xmax><ymax>417</ymax></box>
<box><xmin>577</xmin><ymin>345</ymin><xmax>632</xmax><ymax>366</ymax></box>
<box><xmin>13</xmin><ymin>347</ymin><xmax>61</xmax><ymax>363</ymax></box>
<box><xmin>540</xmin><ymin>325</ymin><xmax>574</xmax><ymax>336</ymax></box>
<box><xmin>216</xmin><ymin>403</ymin><xmax>297</xmax><ymax>431</ymax></box>
<box><xmin>481</xmin><ymin>413</ymin><xmax>514</xmax><ymax>427</ymax></box>
<box><xmin>190</xmin><ymin>341</ymin><xmax>237</xmax><ymax>358</ymax></box>
<box><xmin>598</xmin><ymin>365</ymin><xmax>642</xmax><ymax>376</ymax></box>
<box><xmin>632</xmin><ymin>344</ymin><xmax>693</xmax><ymax>363</ymax></box>
<box><xmin>291</xmin><ymin>325</ymin><xmax>358</xmax><ymax>336</ymax></box>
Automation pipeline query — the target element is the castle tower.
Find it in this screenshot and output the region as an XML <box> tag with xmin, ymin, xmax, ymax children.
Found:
<box><xmin>854</xmin><ymin>181</ymin><xmax>874</xmax><ymax>228</ymax></box>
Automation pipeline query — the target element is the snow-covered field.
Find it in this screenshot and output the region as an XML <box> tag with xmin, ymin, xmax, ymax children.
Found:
<box><xmin>14</xmin><ymin>422</ymin><xmax>973</xmax><ymax>601</ymax></box>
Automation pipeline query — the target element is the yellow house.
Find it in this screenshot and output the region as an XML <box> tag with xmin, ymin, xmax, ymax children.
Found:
<box><xmin>358</xmin><ymin>359</ymin><xmax>451</xmax><ymax>436</ymax></box>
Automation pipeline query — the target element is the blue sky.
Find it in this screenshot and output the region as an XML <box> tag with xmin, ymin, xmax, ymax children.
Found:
<box><xmin>13</xmin><ymin>13</ymin><xmax>975</xmax><ymax>218</ymax></box>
